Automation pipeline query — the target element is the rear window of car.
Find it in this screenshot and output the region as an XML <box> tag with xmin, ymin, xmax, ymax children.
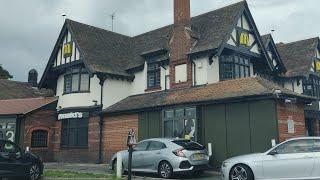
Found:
<box><xmin>172</xmin><ymin>140</ymin><xmax>205</xmax><ymax>150</ymax></box>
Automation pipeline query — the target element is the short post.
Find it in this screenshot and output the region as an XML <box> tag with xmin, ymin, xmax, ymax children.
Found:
<box><xmin>208</xmin><ymin>143</ymin><xmax>212</xmax><ymax>157</ymax></box>
<box><xmin>127</xmin><ymin>129</ymin><xmax>136</xmax><ymax>180</ymax></box>
<box><xmin>271</xmin><ymin>139</ymin><xmax>276</xmax><ymax>147</ymax></box>
<box><xmin>116</xmin><ymin>153</ymin><xmax>122</xmax><ymax>178</ymax></box>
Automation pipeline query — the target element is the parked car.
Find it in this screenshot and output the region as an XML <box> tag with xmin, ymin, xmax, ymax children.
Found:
<box><xmin>0</xmin><ymin>140</ymin><xmax>43</xmax><ymax>180</ymax></box>
<box><xmin>221</xmin><ymin>137</ymin><xmax>320</xmax><ymax>180</ymax></box>
<box><xmin>111</xmin><ymin>138</ymin><xmax>211</xmax><ymax>179</ymax></box>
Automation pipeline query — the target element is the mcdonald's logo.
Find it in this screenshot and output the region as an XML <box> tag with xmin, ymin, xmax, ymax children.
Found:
<box><xmin>239</xmin><ymin>32</ymin><xmax>249</xmax><ymax>46</ymax></box>
<box><xmin>315</xmin><ymin>61</ymin><xmax>320</xmax><ymax>72</ymax></box>
<box><xmin>63</xmin><ymin>43</ymin><xmax>73</xmax><ymax>58</ymax></box>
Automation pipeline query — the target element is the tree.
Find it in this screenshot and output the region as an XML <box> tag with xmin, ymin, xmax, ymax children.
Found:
<box><xmin>0</xmin><ymin>65</ymin><xmax>13</xmax><ymax>79</ymax></box>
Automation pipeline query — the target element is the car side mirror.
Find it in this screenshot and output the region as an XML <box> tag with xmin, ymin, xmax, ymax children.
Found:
<box><xmin>268</xmin><ymin>149</ymin><xmax>278</xmax><ymax>156</ymax></box>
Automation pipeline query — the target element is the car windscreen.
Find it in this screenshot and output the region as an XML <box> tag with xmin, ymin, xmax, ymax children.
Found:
<box><xmin>172</xmin><ymin>140</ymin><xmax>205</xmax><ymax>150</ymax></box>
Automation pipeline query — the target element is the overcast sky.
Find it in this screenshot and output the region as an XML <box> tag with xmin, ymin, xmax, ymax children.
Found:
<box><xmin>0</xmin><ymin>0</ymin><xmax>319</xmax><ymax>81</ymax></box>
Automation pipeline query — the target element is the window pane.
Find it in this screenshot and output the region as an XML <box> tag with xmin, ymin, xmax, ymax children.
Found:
<box><xmin>240</xmin><ymin>66</ymin><xmax>245</xmax><ymax>78</ymax></box>
<box><xmin>148</xmin><ymin>73</ymin><xmax>155</xmax><ymax>87</ymax></box>
<box><xmin>60</xmin><ymin>118</ymin><xmax>88</xmax><ymax>148</ymax></box>
<box><xmin>165</xmin><ymin>110</ymin><xmax>174</xmax><ymax>119</ymax></box>
<box><xmin>164</xmin><ymin>120</ymin><xmax>173</xmax><ymax>138</ymax></box>
<box><xmin>175</xmin><ymin>109</ymin><xmax>184</xmax><ymax>118</ymax></box>
<box><xmin>135</xmin><ymin>141</ymin><xmax>149</xmax><ymax>151</ymax></box>
<box><xmin>72</xmin><ymin>74</ymin><xmax>79</xmax><ymax>92</ymax></box>
<box><xmin>185</xmin><ymin>108</ymin><xmax>196</xmax><ymax>118</ymax></box>
<box><xmin>148</xmin><ymin>141</ymin><xmax>165</xmax><ymax>151</ymax></box>
<box><xmin>31</xmin><ymin>130</ymin><xmax>48</xmax><ymax>148</ymax></box>
<box><xmin>64</xmin><ymin>75</ymin><xmax>72</xmax><ymax>93</ymax></box>
<box><xmin>174</xmin><ymin>119</ymin><xmax>184</xmax><ymax>138</ymax></box>
<box><xmin>276</xmin><ymin>140</ymin><xmax>314</xmax><ymax>154</ymax></box>
<box><xmin>80</xmin><ymin>74</ymin><xmax>90</xmax><ymax>91</ymax></box>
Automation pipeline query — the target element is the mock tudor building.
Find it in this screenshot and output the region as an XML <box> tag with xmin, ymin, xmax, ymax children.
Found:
<box><xmin>38</xmin><ymin>0</ymin><xmax>314</xmax><ymax>167</ymax></box>
<box><xmin>277</xmin><ymin>37</ymin><xmax>320</xmax><ymax>136</ymax></box>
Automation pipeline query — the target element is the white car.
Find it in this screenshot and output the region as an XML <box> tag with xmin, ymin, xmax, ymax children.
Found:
<box><xmin>221</xmin><ymin>137</ymin><xmax>320</xmax><ymax>180</ymax></box>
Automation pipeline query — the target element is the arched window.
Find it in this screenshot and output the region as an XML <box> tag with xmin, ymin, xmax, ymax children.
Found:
<box><xmin>31</xmin><ymin>130</ymin><xmax>48</xmax><ymax>148</ymax></box>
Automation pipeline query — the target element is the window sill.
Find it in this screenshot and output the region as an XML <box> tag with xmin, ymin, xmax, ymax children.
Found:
<box><xmin>60</xmin><ymin>146</ymin><xmax>89</xmax><ymax>150</ymax></box>
<box><xmin>63</xmin><ymin>91</ymin><xmax>90</xmax><ymax>96</ymax></box>
<box><xmin>30</xmin><ymin>147</ymin><xmax>49</xmax><ymax>150</ymax></box>
<box><xmin>145</xmin><ymin>86</ymin><xmax>161</xmax><ymax>92</ymax></box>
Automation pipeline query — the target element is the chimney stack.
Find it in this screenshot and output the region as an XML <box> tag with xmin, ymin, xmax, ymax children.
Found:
<box><xmin>169</xmin><ymin>0</ymin><xmax>193</xmax><ymax>89</ymax></box>
<box><xmin>28</xmin><ymin>69</ymin><xmax>38</xmax><ymax>87</ymax></box>
<box><xmin>174</xmin><ymin>0</ymin><xmax>190</xmax><ymax>25</ymax></box>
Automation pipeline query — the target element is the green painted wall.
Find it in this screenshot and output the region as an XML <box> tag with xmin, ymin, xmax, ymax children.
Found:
<box><xmin>201</xmin><ymin>100</ymin><xmax>278</xmax><ymax>169</ymax></box>
<box><xmin>137</xmin><ymin>100</ymin><xmax>278</xmax><ymax>169</ymax></box>
<box><xmin>138</xmin><ymin>110</ymin><xmax>162</xmax><ymax>141</ymax></box>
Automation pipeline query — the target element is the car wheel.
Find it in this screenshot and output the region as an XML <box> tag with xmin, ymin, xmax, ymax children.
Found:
<box><xmin>158</xmin><ymin>161</ymin><xmax>173</xmax><ymax>179</ymax></box>
<box><xmin>112</xmin><ymin>159</ymin><xmax>124</xmax><ymax>175</ymax></box>
<box><xmin>29</xmin><ymin>164</ymin><xmax>41</xmax><ymax>180</ymax></box>
<box><xmin>230</xmin><ymin>164</ymin><xmax>254</xmax><ymax>180</ymax></box>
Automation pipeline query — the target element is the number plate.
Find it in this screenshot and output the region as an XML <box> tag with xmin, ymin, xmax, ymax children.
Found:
<box><xmin>192</xmin><ymin>153</ymin><xmax>206</xmax><ymax>161</ymax></box>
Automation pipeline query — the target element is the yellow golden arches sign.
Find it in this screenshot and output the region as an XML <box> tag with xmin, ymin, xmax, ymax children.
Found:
<box><xmin>63</xmin><ymin>42</ymin><xmax>73</xmax><ymax>58</ymax></box>
<box><xmin>239</xmin><ymin>32</ymin><xmax>250</xmax><ymax>46</ymax></box>
<box><xmin>315</xmin><ymin>61</ymin><xmax>320</xmax><ymax>71</ymax></box>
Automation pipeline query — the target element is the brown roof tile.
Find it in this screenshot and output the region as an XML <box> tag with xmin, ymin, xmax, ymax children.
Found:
<box><xmin>104</xmin><ymin>77</ymin><xmax>313</xmax><ymax>114</ymax></box>
<box><xmin>0</xmin><ymin>97</ymin><xmax>57</xmax><ymax>115</ymax></box>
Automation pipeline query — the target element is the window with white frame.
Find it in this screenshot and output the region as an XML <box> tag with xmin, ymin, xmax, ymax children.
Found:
<box><xmin>64</xmin><ymin>67</ymin><xmax>90</xmax><ymax>94</ymax></box>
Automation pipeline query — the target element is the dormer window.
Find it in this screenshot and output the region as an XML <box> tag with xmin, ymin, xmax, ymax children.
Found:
<box><xmin>64</xmin><ymin>67</ymin><xmax>90</xmax><ymax>94</ymax></box>
<box><xmin>147</xmin><ymin>63</ymin><xmax>161</xmax><ymax>89</ymax></box>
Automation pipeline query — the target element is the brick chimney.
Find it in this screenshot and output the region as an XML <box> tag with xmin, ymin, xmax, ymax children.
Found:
<box><xmin>169</xmin><ymin>0</ymin><xmax>193</xmax><ymax>89</ymax></box>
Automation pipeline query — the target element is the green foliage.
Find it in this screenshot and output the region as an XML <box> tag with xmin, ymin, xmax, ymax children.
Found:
<box><xmin>0</xmin><ymin>65</ymin><xmax>13</xmax><ymax>79</ymax></box>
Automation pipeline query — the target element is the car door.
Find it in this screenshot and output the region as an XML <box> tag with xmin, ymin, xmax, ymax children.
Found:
<box><xmin>132</xmin><ymin>141</ymin><xmax>150</xmax><ymax>171</ymax></box>
<box><xmin>310</xmin><ymin>139</ymin><xmax>320</xmax><ymax>178</ymax></box>
<box><xmin>143</xmin><ymin>141</ymin><xmax>166</xmax><ymax>171</ymax></box>
<box><xmin>0</xmin><ymin>141</ymin><xmax>27</xmax><ymax>177</ymax></box>
<box><xmin>262</xmin><ymin>139</ymin><xmax>315</xmax><ymax>179</ymax></box>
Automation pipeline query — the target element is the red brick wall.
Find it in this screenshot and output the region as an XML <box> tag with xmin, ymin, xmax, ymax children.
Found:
<box><xmin>23</xmin><ymin>110</ymin><xmax>56</xmax><ymax>162</ymax></box>
<box><xmin>52</xmin><ymin>116</ymin><xmax>100</xmax><ymax>163</ymax></box>
<box><xmin>102</xmin><ymin>114</ymin><xmax>139</xmax><ymax>162</ymax></box>
<box><xmin>277</xmin><ymin>101</ymin><xmax>306</xmax><ymax>142</ymax></box>
<box><xmin>169</xmin><ymin>0</ymin><xmax>193</xmax><ymax>89</ymax></box>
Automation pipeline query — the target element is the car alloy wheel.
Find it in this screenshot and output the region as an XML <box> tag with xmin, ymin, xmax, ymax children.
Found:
<box><xmin>231</xmin><ymin>165</ymin><xmax>252</xmax><ymax>180</ymax></box>
<box><xmin>29</xmin><ymin>164</ymin><xmax>40</xmax><ymax>180</ymax></box>
<box><xmin>159</xmin><ymin>161</ymin><xmax>173</xmax><ymax>179</ymax></box>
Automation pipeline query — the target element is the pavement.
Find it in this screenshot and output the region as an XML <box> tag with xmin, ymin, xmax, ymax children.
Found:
<box><xmin>44</xmin><ymin>163</ymin><xmax>221</xmax><ymax>180</ymax></box>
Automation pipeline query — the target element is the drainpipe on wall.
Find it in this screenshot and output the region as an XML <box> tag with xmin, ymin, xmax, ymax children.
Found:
<box><xmin>98</xmin><ymin>74</ymin><xmax>106</xmax><ymax>164</ymax></box>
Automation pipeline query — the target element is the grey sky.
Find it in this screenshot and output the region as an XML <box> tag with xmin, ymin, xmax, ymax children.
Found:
<box><xmin>0</xmin><ymin>0</ymin><xmax>319</xmax><ymax>81</ymax></box>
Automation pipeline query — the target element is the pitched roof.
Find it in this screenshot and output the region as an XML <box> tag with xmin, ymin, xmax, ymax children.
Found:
<box><xmin>276</xmin><ymin>37</ymin><xmax>319</xmax><ymax>77</ymax></box>
<box><xmin>0</xmin><ymin>97</ymin><xmax>57</xmax><ymax>115</ymax></box>
<box><xmin>0</xmin><ymin>79</ymin><xmax>54</xmax><ymax>100</ymax></box>
<box><xmin>57</xmin><ymin>1</ymin><xmax>246</xmax><ymax>76</ymax></box>
<box><xmin>261</xmin><ymin>34</ymin><xmax>286</xmax><ymax>73</ymax></box>
<box><xmin>104</xmin><ymin>77</ymin><xmax>313</xmax><ymax>114</ymax></box>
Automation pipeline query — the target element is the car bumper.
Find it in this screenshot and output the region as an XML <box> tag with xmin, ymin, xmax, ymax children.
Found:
<box><xmin>220</xmin><ymin>166</ymin><xmax>231</xmax><ymax>180</ymax></box>
<box><xmin>173</xmin><ymin>161</ymin><xmax>212</xmax><ymax>173</ymax></box>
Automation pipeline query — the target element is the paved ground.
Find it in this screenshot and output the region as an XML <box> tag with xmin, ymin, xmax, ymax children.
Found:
<box><xmin>44</xmin><ymin>163</ymin><xmax>221</xmax><ymax>180</ymax></box>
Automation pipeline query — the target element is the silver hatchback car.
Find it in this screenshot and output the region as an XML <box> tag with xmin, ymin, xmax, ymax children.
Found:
<box><xmin>111</xmin><ymin>138</ymin><xmax>211</xmax><ymax>179</ymax></box>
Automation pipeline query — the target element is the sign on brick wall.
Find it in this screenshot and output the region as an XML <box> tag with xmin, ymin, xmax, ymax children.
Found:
<box><xmin>287</xmin><ymin>116</ymin><xmax>295</xmax><ymax>134</ymax></box>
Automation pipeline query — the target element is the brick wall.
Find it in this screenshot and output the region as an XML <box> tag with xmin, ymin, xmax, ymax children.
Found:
<box><xmin>169</xmin><ymin>0</ymin><xmax>193</xmax><ymax>89</ymax></box>
<box><xmin>23</xmin><ymin>109</ymin><xmax>56</xmax><ymax>162</ymax></box>
<box><xmin>52</xmin><ymin>116</ymin><xmax>100</xmax><ymax>163</ymax></box>
<box><xmin>102</xmin><ymin>114</ymin><xmax>138</xmax><ymax>162</ymax></box>
<box><xmin>277</xmin><ymin>101</ymin><xmax>306</xmax><ymax>142</ymax></box>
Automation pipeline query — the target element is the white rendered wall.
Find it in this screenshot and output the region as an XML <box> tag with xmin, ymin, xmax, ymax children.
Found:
<box><xmin>103</xmin><ymin>78</ymin><xmax>131</xmax><ymax>108</ymax></box>
<box><xmin>283</xmin><ymin>80</ymin><xmax>303</xmax><ymax>94</ymax></box>
<box><xmin>161</xmin><ymin>65</ymin><xmax>170</xmax><ymax>90</ymax></box>
<box><xmin>56</xmin><ymin>74</ymin><xmax>101</xmax><ymax>109</ymax></box>
<box><xmin>131</xmin><ymin>62</ymin><xmax>147</xmax><ymax>95</ymax></box>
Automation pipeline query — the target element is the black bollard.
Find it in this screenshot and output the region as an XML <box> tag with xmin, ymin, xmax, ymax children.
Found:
<box><xmin>128</xmin><ymin>145</ymin><xmax>133</xmax><ymax>180</ymax></box>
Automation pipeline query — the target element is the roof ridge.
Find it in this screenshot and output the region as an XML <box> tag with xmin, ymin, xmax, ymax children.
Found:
<box><xmin>276</xmin><ymin>37</ymin><xmax>319</xmax><ymax>46</ymax></box>
<box><xmin>66</xmin><ymin>19</ymin><xmax>131</xmax><ymax>39</ymax></box>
